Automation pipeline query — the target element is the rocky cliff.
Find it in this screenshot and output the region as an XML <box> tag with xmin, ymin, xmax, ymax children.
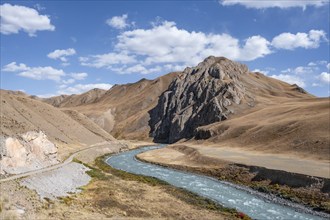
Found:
<box><xmin>0</xmin><ymin>131</ymin><xmax>59</xmax><ymax>174</ymax></box>
<box><xmin>149</xmin><ymin>56</ymin><xmax>255</xmax><ymax>143</ymax></box>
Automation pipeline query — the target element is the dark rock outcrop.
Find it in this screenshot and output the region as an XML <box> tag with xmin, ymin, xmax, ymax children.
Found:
<box><xmin>149</xmin><ymin>56</ymin><xmax>253</xmax><ymax>143</ymax></box>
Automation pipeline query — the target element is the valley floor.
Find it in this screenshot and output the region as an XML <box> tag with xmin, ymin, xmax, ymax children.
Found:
<box><xmin>0</xmin><ymin>141</ymin><xmax>237</xmax><ymax>220</ymax></box>
<box><xmin>139</xmin><ymin>143</ymin><xmax>330</xmax><ymax>178</ymax></box>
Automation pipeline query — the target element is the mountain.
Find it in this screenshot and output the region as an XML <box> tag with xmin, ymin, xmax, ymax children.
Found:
<box><xmin>43</xmin><ymin>88</ymin><xmax>107</xmax><ymax>107</ymax></box>
<box><xmin>42</xmin><ymin>56</ymin><xmax>329</xmax><ymax>159</ymax></box>
<box><xmin>149</xmin><ymin>56</ymin><xmax>313</xmax><ymax>143</ymax></box>
<box><xmin>0</xmin><ymin>89</ymin><xmax>114</xmax><ymax>158</ymax></box>
<box><xmin>44</xmin><ymin>72</ymin><xmax>178</xmax><ymax>140</ymax></box>
<box><xmin>148</xmin><ymin>56</ymin><xmax>328</xmax><ymax>159</ymax></box>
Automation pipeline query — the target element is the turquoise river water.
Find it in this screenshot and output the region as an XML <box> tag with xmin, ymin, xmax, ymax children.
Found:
<box><xmin>106</xmin><ymin>145</ymin><xmax>326</xmax><ymax>220</ymax></box>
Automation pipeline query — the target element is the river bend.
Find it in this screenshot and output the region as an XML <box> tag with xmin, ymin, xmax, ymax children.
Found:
<box><xmin>106</xmin><ymin>145</ymin><xmax>325</xmax><ymax>220</ymax></box>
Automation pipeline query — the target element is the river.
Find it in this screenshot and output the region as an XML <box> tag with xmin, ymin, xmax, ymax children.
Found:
<box><xmin>106</xmin><ymin>145</ymin><xmax>326</xmax><ymax>220</ymax></box>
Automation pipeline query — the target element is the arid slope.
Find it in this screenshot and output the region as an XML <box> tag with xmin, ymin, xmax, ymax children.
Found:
<box><xmin>0</xmin><ymin>90</ymin><xmax>114</xmax><ymax>158</ymax></box>
<box><xmin>45</xmin><ymin>72</ymin><xmax>178</xmax><ymax>140</ymax></box>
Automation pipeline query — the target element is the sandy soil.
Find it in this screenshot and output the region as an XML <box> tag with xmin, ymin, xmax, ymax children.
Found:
<box><xmin>139</xmin><ymin>144</ymin><xmax>330</xmax><ymax>178</ymax></box>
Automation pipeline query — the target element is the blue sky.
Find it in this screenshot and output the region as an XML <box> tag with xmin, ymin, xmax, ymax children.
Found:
<box><xmin>1</xmin><ymin>0</ymin><xmax>329</xmax><ymax>97</ymax></box>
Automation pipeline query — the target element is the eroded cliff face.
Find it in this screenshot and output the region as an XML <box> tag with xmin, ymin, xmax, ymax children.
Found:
<box><xmin>149</xmin><ymin>56</ymin><xmax>254</xmax><ymax>143</ymax></box>
<box><xmin>0</xmin><ymin>131</ymin><xmax>59</xmax><ymax>174</ymax></box>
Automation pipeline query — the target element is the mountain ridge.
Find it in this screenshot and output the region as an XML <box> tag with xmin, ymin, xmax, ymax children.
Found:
<box><xmin>39</xmin><ymin>56</ymin><xmax>328</xmax><ymax>159</ymax></box>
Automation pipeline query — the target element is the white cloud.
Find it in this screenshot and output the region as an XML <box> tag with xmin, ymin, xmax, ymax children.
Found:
<box><xmin>239</xmin><ymin>35</ymin><xmax>271</xmax><ymax>61</ymax></box>
<box><xmin>36</xmin><ymin>93</ymin><xmax>58</xmax><ymax>98</ymax></box>
<box><xmin>252</xmin><ymin>69</ymin><xmax>269</xmax><ymax>75</ymax></box>
<box><xmin>293</xmin><ymin>66</ymin><xmax>316</xmax><ymax>74</ymax></box>
<box><xmin>319</xmin><ymin>72</ymin><xmax>330</xmax><ymax>83</ymax></box>
<box><xmin>124</xmin><ymin>64</ymin><xmax>162</xmax><ymax>74</ymax></box>
<box><xmin>80</xmin><ymin>21</ymin><xmax>326</xmax><ymax>76</ymax></box>
<box><xmin>116</xmin><ymin>21</ymin><xmax>271</xmax><ymax>65</ymax></box>
<box><xmin>271</xmin><ymin>30</ymin><xmax>327</xmax><ymax>50</ymax></box>
<box><xmin>34</xmin><ymin>4</ymin><xmax>45</xmax><ymax>11</ymax></box>
<box><xmin>70</xmin><ymin>72</ymin><xmax>88</xmax><ymax>80</ymax></box>
<box><xmin>164</xmin><ymin>64</ymin><xmax>186</xmax><ymax>72</ymax></box>
<box><xmin>2</xmin><ymin>62</ymin><xmax>29</xmax><ymax>72</ymax></box>
<box><xmin>2</xmin><ymin>62</ymin><xmax>66</xmax><ymax>81</ymax></box>
<box><xmin>61</xmin><ymin>62</ymin><xmax>70</xmax><ymax>67</ymax></box>
<box><xmin>270</xmin><ymin>74</ymin><xmax>305</xmax><ymax>87</ymax></box>
<box><xmin>327</xmin><ymin>63</ymin><xmax>330</xmax><ymax>70</ymax></box>
<box><xmin>79</xmin><ymin>52</ymin><xmax>136</xmax><ymax>68</ymax></box>
<box><xmin>62</xmin><ymin>79</ymin><xmax>75</xmax><ymax>84</ymax></box>
<box><xmin>0</xmin><ymin>3</ymin><xmax>55</xmax><ymax>36</ymax></box>
<box><xmin>58</xmin><ymin>83</ymin><xmax>113</xmax><ymax>95</ymax></box>
<box><xmin>19</xmin><ymin>67</ymin><xmax>65</xmax><ymax>81</ymax></box>
<box><xmin>47</xmin><ymin>48</ymin><xmax>76</xmax><ymax>62</ymax></box>
<box><xmin>106</xmin><ymin>14</ymin><xmax>129</xmax><ymax>29</ymax></box>
<box><xmin>220</xmin><ymin>0</ymin><xmax>329</xmax><ymax>9</ymax></box>
<box><xmin>308</xmin><ymin>62</ymin><xmax>317</xmax><ymax>66</ymax></box>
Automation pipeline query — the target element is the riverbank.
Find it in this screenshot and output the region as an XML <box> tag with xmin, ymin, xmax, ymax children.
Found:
<box><xmin>0</xmin><ymin>141</ymin><xmax>247</xmax><ymax>219</ymax></box>
<box><xmin>137</xmin><ymin>145</ymin><xmax>330</xmax><ymax>216</ymax></box>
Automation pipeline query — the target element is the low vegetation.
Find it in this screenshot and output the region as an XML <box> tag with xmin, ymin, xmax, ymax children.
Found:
<box><xmin>96</xmin><ymin>154</ymin><xmax>250</xmax><ymax>219</ymax></box>
<box><xmin>70</xmin><ymin>154</ymin><xmax>251</xmax><ymax>219</ymax></box>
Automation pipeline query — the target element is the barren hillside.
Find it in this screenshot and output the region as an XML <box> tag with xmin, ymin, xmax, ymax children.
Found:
<box><xmin>43</xmin><ymin>56</ymin><xmax>329</xmax><ymax>159</ymax></box>
<box><xmin>0</xmin><ymin>90</ymin><xmax>114</xmax><ymax>159</ymax></box>
<box><xmin>45</xmin><ymin>72</ymin><xmax>178</xmax><ymax>140</ymax></box>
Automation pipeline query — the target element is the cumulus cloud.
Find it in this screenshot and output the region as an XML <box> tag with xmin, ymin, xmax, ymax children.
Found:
<box><xmin>270</xmin><ymin>74</ymin><xmax>305</xmax><ymax>87</ymax></box>
<box><xmin>106</xmin><ymin>14</ymin><xmax>129</xmax><ymax>29</ymax></box>
<box><xmin>2</xmin><ymin>62</ymin><xmax>65</xmax><ymax>81</ymax></box>
<box><xmin>1</xmin><ymin>62</ymin><xmax>29</xmax><ymax>72</ymax></box>
<box><xmin>119</xmin><ymin>64</ymin><xmax>162</xmax><ymax>74</ymax></box>
<box><xmin>0</xmin><ymin>3</ymin><xmax>55</xmax><ymax>36</ymax></box>
<box><xmin>70</xmin><ymin>72</ymin><xmax>88</xmax><ymax>80</ymax></box>
<box><xmin>58</xmin><ymin>83</ymin><xmax>113</xmax><ymax>95</ymax></box>
<box><xmin>282</xmin><ymin>66</ymin><xmax>318</xmax><ymax>75</ymax></box>
<box><xmin>62</xmin><ymin>78</ymin><xmax>75</xmax><ymax>84</ymax></box>
<box><xmin>319</xmin><ymin>72</ymin><xmax>330</xmax><ymax>83</ymax></box>
<box><xmin>2</xmin><ymin>62</ymin><xmax>90</xmax><ymax>83</ymax></box>
<box><xmin>80</xmin><ymin>21</ymin><xmax>326</xmax><ymax>75</ymax></box>
<box><xmin>79</xmin><ymin>52</ymin><xmax>136</xmax><ymax>68</ymax></box>
<box><xmin>47</xmin><ymin>48</ymin><xmax>76</xmax><ymax>62</ymax></box>
<box><xmin>220</xmin><ymin>0</ymin><xmax>329</xmax><ymax>10</ymax></box>
<box><xmin>116</xmin><ymin>21</ymin><xmax>271</xmax><ymax>65</ymax></box>
<box><xmin>271</xmin><ymin>30</ymin><xmax>327</xmax><ymax>50</ymax></box>
<box><xmin>19</xmin><ymin>66</ymin><xmax>65</xmax><ymax>81</ymax></box>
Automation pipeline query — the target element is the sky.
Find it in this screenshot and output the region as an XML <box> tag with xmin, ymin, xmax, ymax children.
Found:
<box><xmin>0</xmin><ymin>0</ymin><xmax>329</xmax><ymax>97</ymax></box>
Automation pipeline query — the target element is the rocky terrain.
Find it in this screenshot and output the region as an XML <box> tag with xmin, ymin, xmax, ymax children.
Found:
<box><xmin>148</xmin><ymin>56</ymin><xmax>316</xmax><ymax>144</ymax></box>
<box><xmin>149</xmin><ymin>56</ymin><xmax>254</xmax><ymax>143</ymax></box>
<box><xmin>0</xmin><ymin>131</ymin><xmax>58</xmax><ymax>174</ymax></box>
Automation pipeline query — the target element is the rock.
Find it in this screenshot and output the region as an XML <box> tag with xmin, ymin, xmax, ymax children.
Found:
<box><xmin>149</xmin><ymin>56</ymin><xmax>251</xmax><ymax>143</ymax></box>
<box><xmin>0</xmin><ymin>131</ymin><xmax>59</xmax><ymax>174</ymax></box>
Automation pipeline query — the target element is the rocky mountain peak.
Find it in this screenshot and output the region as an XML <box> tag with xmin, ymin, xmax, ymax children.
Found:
<box><xmin>148</xmin><ymin>56</ymin><xmax>252</xmax><ymax>143</ymax></box>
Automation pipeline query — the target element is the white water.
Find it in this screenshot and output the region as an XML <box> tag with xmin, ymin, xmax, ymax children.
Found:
<box><xmin>106</xmin><ymin>145</ymin><xmax>325</xmax><ymax>220</ymax></box>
